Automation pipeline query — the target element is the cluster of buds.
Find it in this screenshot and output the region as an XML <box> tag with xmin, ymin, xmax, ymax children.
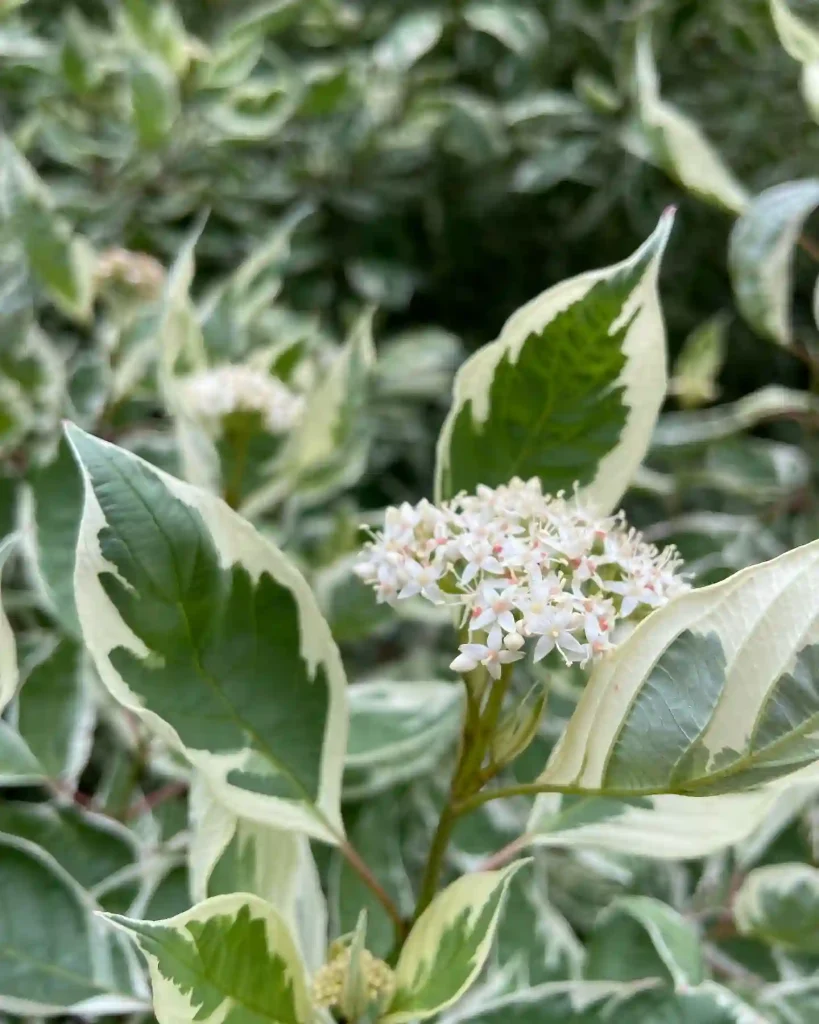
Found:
<box><xmin>313</xmin><ymin>945</ymin><xmax>395</xmax><ymax>1015</ymax></box>
<box><xmin>179</xmin><ymin>364</ymin><xmax>304</xmax><ymax>437</ymax></box>
<box><xmin>355</xmin><ymin>478</ymin><xmax>688</xmax><ymax>676</ymax></box>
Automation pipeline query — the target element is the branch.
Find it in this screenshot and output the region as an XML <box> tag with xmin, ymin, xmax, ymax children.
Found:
<box><xmin>340</xmin><ymin>840</ymin><xmax>407</xmax><ymax>940</ymax></box>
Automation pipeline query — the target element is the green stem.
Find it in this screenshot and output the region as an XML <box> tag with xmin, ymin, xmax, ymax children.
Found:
<box><xmin>454</xmin><ymin>779</ymin><xmax>671</xmax><ymax>816</ymax></box>
<box><xmin>413</xmin><ymin>803</ymin><xmax>458</xmax><ymax>922</ymax></box>
<box><xmin>224</xmin><ymin>424</ymin><xmax>250</xmax><ymax>510</ymax></box>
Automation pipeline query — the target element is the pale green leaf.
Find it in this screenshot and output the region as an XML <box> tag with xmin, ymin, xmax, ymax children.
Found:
<box><xmin>463</xmin><ymin>3</ymin><xmax>547</xmax><ymax>55</ymax></box>
<box><xmin>128</xmin><ymin>51</ymin><xmax>180</xmax><ymax>148</ymax></box>
<box><xmin>188</xmin><ymin>775</ymin><xmax>327</xmax><ymax>972</ymax></box>
<box><xmin>385</xmin><ymin>862</ymin><xmax>528</xmax><ymax>1023</ymax></box>
<box><xmin>669</xmin><ymin>312</ymin><xmax>728</xmax><ymax>408</ymax></box>
<box><xmin>373</xmin><ymin>11</ymin><xmax>444</xmax><ymax>72</ymax></box>
<box><xmin>728</xmin><ymin>179</ymin><xmax>819</xmax><ymax>346</ymax></box>
<box><xmin>758</xmin><ymin>977</ymin><xmax>819</xmax><ymax>1023</ymax></box>
<box><xmin>586</xmin><ymin>896</ymin><xmax>703</xmax><ymax>989</ymax></box>
<box><xmin>735</xmin><ymin>863</ymin><xmax>819</xmax><ymax>952</ymax></box>
<box><xmin>633</xmin><ymin>29</ymin><xmax>749</xmax><ymax>214</ymax></box>
<box><xmin>0</xmin><ymin>833</ymin><xmax>147</xmax><ymax>1015</ymax></box>
<box><xmin>67</xmin><ymin>425</ymin><xmax>348</xmax><ymax>843</ymax></box>
<box><xmin>542</xmin><ymin>539</ymin><xmax>819</xmax><ymax>796</ymax></box>
<box><xmin>0</xmin><ymin>534</ymin><xmax>18</xmax><ymax>713</ymax></box>
<box><xmin>435</xmin><ymin>980</ymin><xmax>653</xmax><ymax>1024</ymax></box>
<box><xmin>770</xmin><ymin>0</ymin><xmax>819</xmax><ymax>64</ymax></box>
<box><xmin>17</xmin><ymin>637</ymin><xmax>94</xmax><ymax>783</ymax></box>
<box><xmin>20</xmin><ymin>434</ymin><xmax>83</xmax><ymax>636</ymax></box>
<box><xmin>244</xmin><ymin>308</ymin><xmax>376</xmax><ymax>515</ymax></box>
<box><xmin>0</xmin><ymin>718</ymin><xmax>42</xmax><ymax>784</ymax></box>
<box><xmin>344</xmin><ymin>681</ymin><xmax>463</xmax><ymax>799</ymax></box>
<box><xmin>435</xmin><ymin>209</ymin><xmax>673</xmax><ymax>513</ymax></box>
<box><xmin>0</xmin><ymin>139</ymin><xmax>95</xmax><ymax>321</ymax></box>
<box><xmin>104</xmin><ymin>893</ymin><xmax>312</xmax><ymax>1024</ymax></box>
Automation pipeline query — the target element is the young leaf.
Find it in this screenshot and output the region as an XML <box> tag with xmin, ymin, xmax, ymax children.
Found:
<box><xmin>585</xmin><ymin>896</ymin><xmax>703</xmax><ymax>989</ymax></box>
<box><xmin>0</xmin><ymin>139</ymin><xmax>95</xmax><ymax>321</ymax></box>
<box><xmin>770</xmin><ymin>0</ymin><xmax>819</xmax><ymax>121</ymax></box>
<box><xmin>632</xmin><ymin>28</ymin><xmax>749</xmax><ymax>214</ymax></box>
<box><xmin>17</xmin><ymin>637</ymin><xmax>94</xmax><ymax>784</ymax></box>
<box><xmin>734</xmin><ymin>863</ymin><xmax>819</xmax><ymax>952</ymax></box>
<box><xmin>384</xmin><ymin>861</ymin><xmax>528</xmax><ymax>1023</ymax></box>
<box><xmin>669</xmin><ymin>312</ymin><xmax>728</xmax><ymax>408</ymax></box>
<box><xmin>728</xmin><ymin>179</ymin><xmax>819</xmax><ymax>346</ymax></box>
<box><xmin>0</xmin><ymin>534</ymin><xmax>18</xmax><ymax>712</ymax></box>
<box><xmin>188</xmin><ymin>775</ymin><xmax>327</xmax><ymax>971</ymax></box>
<box><xmin>0</xmin><ymin>833</ymin><xmax>147</xmax><ymax>1015</ymax></box>
<box><xmin>344</xmin><ymin>681</ymin><xmax>463</xmax><ymax>799</ymax></box>
<box><xmin>66</xmin><ymin>425</ymin><xmax>348</xmax><ymax>843</ymax></box>
<box><xmin>435</xmin><ymin>209</ymin><xmax>674</xmax><ymax>514</ymax></box>
<box><xmin>104</xmin><ymin>893</ymin><xmax>312</xmax><ymax>1024</ymax></box>
<box><xmin>541</xmin><ymin>538</ymin><xmax>819</xmax><ymax>796</ymax></box>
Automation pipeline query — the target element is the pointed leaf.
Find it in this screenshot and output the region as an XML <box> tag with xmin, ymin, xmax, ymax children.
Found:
<box><xmin>633</xmin><ymin>30</ymin><xmax>749</xmax><ymax>214</ymax></box>
<box><xmin>435</xmin><ymin>210</ymin><xmax>673</xmax><ymax>513</ymax></box>
<box><xmin>66</xmin><ymin>425</ymin><xmax>348</xmax><ymax>843</ymax></box>
<box><xmin>385</xmin><ymin>862</ymin><xmax>528</xmax><ymax>1023</ymax></box>
<box><xmin>728</xmin><ymin>179</ymin><xmax>819</xmax><ymax>346</ymax></box>
<box><xmin>104</xmin><ymin>894</ymin><xmax>312</xmax><ymax>1024</ymax></box>
<box><xmin>542</xmin><ymin>539</ymin><xmax>819</xmax><ymax>796</ymax></box>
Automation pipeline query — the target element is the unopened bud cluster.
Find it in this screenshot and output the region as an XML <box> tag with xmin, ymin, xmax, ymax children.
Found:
<box><xmin>355</xmin><ymin>478</ymin><xmax>688</xmax><ymax>675</ymax></box>
<box><xmin>313</xmin><ymin>946</ymin><xmax>395</xmax><ymax>1011</ymax></box>
<box><xmin>179</xmin><ymin>364</ymin><xmax>304</xmax><ymax>437</ymax></box>
<box><xmin>95</xmin><ymin>247</ymin><xmax>165</xmax><ymax>298</ymax></box>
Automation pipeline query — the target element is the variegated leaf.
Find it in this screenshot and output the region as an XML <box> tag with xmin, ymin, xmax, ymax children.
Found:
<box><xmin>734</xmin><ymin>863</ymin><xmax>819</xmax><ymax>952</ymax></box>
<box><xmin>435</xmin><ymin>210</ymin><xmax>673</xmax><ymax>514</ymax></box>
<box><xmin>770</xmin><ymin>0</ymin><xmax>819</xmax><ymax>121</ymax></box>
<box><xmin>528</xmin><ymin>765</ymin><xmax>819</xmax><ymax>859</ymax></box>
<box><xmin>0</xmin><ymin>139</ymin><xmax>95</xmax><ymax>321</ymax></box>
<box><xmin>344</xmin><ymin>681</ymin><xmax>463</xmax><ymax>799</ymax></box>
<box><xmin>541</xmin><ymin>539</ymin><xmax>819</xmax><ymax>796</ymax></box>
<box><xmin>188</xmin><ymin>774</ymin><xmax>327</xmax><ymax>972</ymax></box>
<box><xmin>632</xmin><ymin>28</ymin><xmax>749</xmax><ymax>214</ymax></box>
<box><xmin>728</xmin><ymin>179</ymin><xmax>819</xmax><ymax>346</ymax></box>
<box><xmin>17</xmin><ymin>637</ymin><xmax>95</xmax><ymax>785</ymax></box>
<box><xmin>585</xmin><ymin>896</ymin><xmax>703</xmax><ymax>989</ymax></box>
<box><xmin>66</xmin><ymin>425</ymin><xmax>348</xmax><ymax>843</ymax></box>
<box><xmin>20</xmin><ymin>435</ymin><xmax>84</xmax><ymax>636</ymax></box>
<box><xmin>105</xmin><ymin>894</ymin><xmax>312</xmax><ymax>1024</ymax></box>
<box><xmin>243</xmin><ymin>308</ymin><xmax>376</xmax><ymax>516</ymax></box>
<box><xmin>0</xmin><ymin>534</ymin><xmax>18</xmax><ymax>712</ymax></box>
<box><xmin>0</xmin><ymin>833</ymin><xmax>147</xmax><ymax>1015</ymax></box>
<box><xmin>384</xmin><ymin>862</ymin><xmax>528</xmax><ymax>1023</ymax></box>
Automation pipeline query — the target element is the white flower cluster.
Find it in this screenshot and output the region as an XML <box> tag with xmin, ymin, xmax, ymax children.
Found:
<box><xmin>355</xmin><ymin>478</ymin><xmax>688</xmax><ymax>678</ymax></box>
<box><xmin>180</xmin><ymin>364</ymin><xmax>304</xmax><ymax>436</ymax></box>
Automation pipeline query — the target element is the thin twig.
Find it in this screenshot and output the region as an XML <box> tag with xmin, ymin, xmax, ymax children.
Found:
<box><xmin>477</xmin><ymin>834</ymin><xmax>530</xmax><ymax>872</ymax></box>
<box><xmin>340</xmin><ymin>840</ymin><xmax>407</xmax><ymax>940</ymax></box>
<box><xmin>125</xmin><ymin>781</ymin><xmax>189</xmax><ymax>820</ymax></box>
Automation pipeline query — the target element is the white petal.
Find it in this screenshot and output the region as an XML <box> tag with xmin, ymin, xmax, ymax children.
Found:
<box><xmin>497</xmin><ymin>610</ymin><xmax>517</xmax><ymax>632</ymax></box>
<box><xmin>533</xmin><ymin>634</ymin><xmax>555</xmax><ymax>662</ymax></box>
<box><xmin>450</xmin><ymin>653</ymin><xmax>479</xmax><ymax>673</ymax></box>
<box><xmin>487</xmin><ymin>625</ymin><xmax>503</xmax><ymax>651</ymax></box>
<box><xmin>471</xmin><ymin>608</ymin><xmax>495</xmax><ymax>630</ymax></box>
<box><xmin>398</xmin><ymin>581</ymin><xmax>421</xmax><ymax>599</ymax></box>
<box><xmin>485</xmin><ymin>658</ymin><xmax>502</xmax><ymax>680</ymax></box>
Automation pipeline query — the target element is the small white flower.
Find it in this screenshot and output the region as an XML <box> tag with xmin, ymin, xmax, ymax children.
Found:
<box><xmin>398</xmin><ymin>559</ymin><xmax>446</xmax><ymax>604</ymax></box>
<box><xmin>181</xmin><ymin>364</ymin><xmax>303</xmax><ymax>436</ymax></box>
<box><xmin>459</xmin><ymin>540</ymin><xmax>505</xmax><ymax>584</ymax></box>
<box><xmin>450</xmin><ymin>626</ymin><xmax>524</xmax><ymax>680</ymax></box>
<box><xmin>529</xmin><ymin>607</ymin><xmax>587</xmax><ymax>665</ymax></box>
<box><xmin>470</xmin><ymin>584</ymin><xmax>519</xmax><ymax>633</ymax></box>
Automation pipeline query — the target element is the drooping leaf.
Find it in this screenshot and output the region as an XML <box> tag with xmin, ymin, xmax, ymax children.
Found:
<box><xmin>344</xmin><ymin>681</ymin><xmax>463</xmax><ymax>799</ymax></box>
<box><xmin>435</xmin><ymin>210</ymin><xmax>673</xmax><ymax>513</ymax></box>
<box><xmin>541</xmin><ymin>539</ymin><xmax>819</xmax><ymax>796</ymax></box>
<box><xmin>66</xmin><ymin>425</ymin><xmax>348</xmax><ymax>843</ymax></box>
<box><xmin>104</xmin><ymin>893</ymin><xmax>312</xmax><ymax>1024</ymax></box>
<box><xmin>632</xmin><ymin>28</ymin><xmax>749</xmax><ymax>214</ymax></box>
<box><xmin>770</xmin><ymin>0</ymin><xmax>819</xmax><ymax>121</ymax></box>
<box><xmin>585</xmin><ymin>896</ymin><xmax>703</xmax><ymax>988</ymax></box>
<box><xmin>734</xmin><ymin>863</ymin><xmax>819</xmax><ymax>953</ymax></box>
<box><xmin>373</xmin><ymin>11</ymin><xmax>444</xmax><ymax>72</ymax></box>
<box><xmin>728</xmin><ymin>179</ymin><xmax>819</xmax><ymax>346</ymax></box>
<box><xmin>0</xmin><ymin>833</ymin><xmax>147</xmax><ymax>1015</ymax></box>
<box><xmin>384</xmin><ymin>862</ymin><xmax>528</xmax><ymax>1023</ymax></box>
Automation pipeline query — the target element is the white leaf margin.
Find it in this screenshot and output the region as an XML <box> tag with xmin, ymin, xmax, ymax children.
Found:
<box><xmin>103</xmin><ymin>893</ymin><xmax>313</xmax><ymax>1024</ymax></box>
<box><xmin>434</xmin><ymin>209</ymin><xmax>675</xmax><ymax>514</ymax></box>
<box><xmin>66</xmin><ymin>424</ymin><xmax>348</xmax><ymax>844</ymax></box>
<box><xmin>542</xmin><ymin>538</ymin><xmax>819</xmax><ymax>792</ymax></box>
<box><xmin>384</xmin><ymin>861</ymin><xmax>529</xmax><ymax>1024</ymax></box>
<box><xmin>0</xmin><ymin>534</ymin><xmax>18</xmax><ymax>713</ymax></box>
